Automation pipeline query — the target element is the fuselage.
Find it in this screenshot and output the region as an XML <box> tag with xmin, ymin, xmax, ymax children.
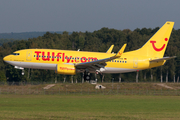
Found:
<box><xmin>3</xmin><ymin>49</ymin><xmax>165</xmax><ymax>74</ymax></box>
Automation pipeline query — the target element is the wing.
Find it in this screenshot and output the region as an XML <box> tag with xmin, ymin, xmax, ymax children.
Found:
<box><xmin>75</xmin><ymin>44</ymin><xmax>127</xmax><ymax>71</ymax></box>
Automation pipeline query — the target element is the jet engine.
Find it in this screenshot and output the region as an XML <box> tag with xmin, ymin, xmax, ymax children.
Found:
<box><xmin>56</xmin><ymin>64</ymin><xmax>76</xmax><ymax>75</ymax></box>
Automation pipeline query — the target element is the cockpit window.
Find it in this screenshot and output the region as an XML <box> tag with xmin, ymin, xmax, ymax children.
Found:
<box><xmin>11</xmin><ymin>53</ymin><xmax>20</xmax><ymax>56</ymax></box>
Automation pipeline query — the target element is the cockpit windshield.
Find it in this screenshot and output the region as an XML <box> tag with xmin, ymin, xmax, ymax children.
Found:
<box><xmin>11</xmin><ymin>53</ymin><xmax>20</xmax><ymax>56</ymax></box>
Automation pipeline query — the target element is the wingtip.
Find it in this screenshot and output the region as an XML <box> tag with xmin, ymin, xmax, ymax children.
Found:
<box><xmin>166</xmin><ymin>21</ymin><xmax>175</xmax><ymax>25</ymax></box>
<box><xmin>115</xmin><ymin>43</ymin><xmax>127</xmax><ymax>57</ymax></box>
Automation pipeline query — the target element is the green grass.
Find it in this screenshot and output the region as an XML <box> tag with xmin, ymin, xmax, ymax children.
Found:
<box><xmin>1</xmin><ymin>83</ymin><xmax>180</xmax><ymax>96</ymax></box>
<box><xmin>0</xmin><ymin>95</ymin><xmax>180</xmax><ymax>120</ymax></box>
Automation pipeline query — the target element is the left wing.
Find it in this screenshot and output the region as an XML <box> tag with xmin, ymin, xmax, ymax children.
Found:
<box><xmin>75</xmin><ymin>44</ymin><xmax>127</xmax><ymax>71</ymax></box>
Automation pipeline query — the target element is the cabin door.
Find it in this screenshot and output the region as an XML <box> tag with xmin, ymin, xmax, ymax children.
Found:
<box><xmin>26</xmin><ymin>51</ymin><xmax>32</xmax><ymax>61</ymax></box>
<box><xmin>133</xmin><ymin>58</ymin><xmax>138</xmax><ymax>68</ymax></box>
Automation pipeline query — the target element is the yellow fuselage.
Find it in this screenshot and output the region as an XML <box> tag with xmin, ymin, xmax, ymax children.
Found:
<box><xmin>3</xmin><ymin>49</ymin><xmax>165</xmax><ymax>74</ymax></box>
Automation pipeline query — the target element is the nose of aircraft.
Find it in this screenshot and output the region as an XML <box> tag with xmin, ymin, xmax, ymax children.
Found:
<box><xmin>3</xmin><ymin>56</ymin><xmax>9</xmax><ymax>62</ymax></box>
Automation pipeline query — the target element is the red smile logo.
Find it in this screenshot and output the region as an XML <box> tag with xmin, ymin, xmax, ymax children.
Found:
<box><xmin>150</xmin><ymin>38</ymin><xmax>168</xmax><ymax>52</ymax></box>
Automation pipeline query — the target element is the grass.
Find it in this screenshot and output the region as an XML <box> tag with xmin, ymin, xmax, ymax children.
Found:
<box><xmin>0</xmin><ymin>94</ymin><xmax>180</xmax><ymax>120</ymax></box>
<box><xmin>1</xmin><ymin>82</ymin><xmax>180</xmax><ymax>96</ymax></box>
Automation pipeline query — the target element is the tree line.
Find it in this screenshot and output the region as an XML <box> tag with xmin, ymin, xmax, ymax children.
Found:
<box><xmin>0</xmin><ymin>31</ymin><xmax>65</xmax><ymax>40</ymax></box>
<box><xmin>0</xmin><ymin>27</ymin><xmax>180</xmax><ymax>83</ymax></box>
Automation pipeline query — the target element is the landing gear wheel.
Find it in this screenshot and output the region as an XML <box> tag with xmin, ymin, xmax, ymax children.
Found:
<box><xmin>22</xmin><ymin>69</ymin><xmax>24</xmax><ymax>75</ymax></box>
<box><xmin>85</xmin><ymin>75</ymin><xmax>90</xmax><ymax>80</ymax></box>
<box><xmin>84</xmin><ymin>72</ymin><xmax>91</xmax><ymax>81</ymax></box>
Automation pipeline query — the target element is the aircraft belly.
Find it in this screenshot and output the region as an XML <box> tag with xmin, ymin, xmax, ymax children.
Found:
<box><xmin>5</xmin><ymin>61</ymin><xmax>56</xmax><ymax>70</ymax></box>
<box><xmin>102</xmin><ymin>67</ymin><xmax>138</xmax><ymax>73</ymax></box>
<box><xmin>6</xmin><ymin>61</ymin><xmax>139</xmax><ymax>74</ymax></box>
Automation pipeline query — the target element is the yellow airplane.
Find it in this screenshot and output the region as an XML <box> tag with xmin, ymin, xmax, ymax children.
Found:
<box><xmin>3</xmin><ymin>21</ymin><xmax>176</xmax><ymax>80</ymax></box>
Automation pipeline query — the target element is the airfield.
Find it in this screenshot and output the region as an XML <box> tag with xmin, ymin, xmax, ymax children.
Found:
<box><xmin>0</xmin><ymin>82</ymin><xmax>180</xmax><ymax>119</ymax></box>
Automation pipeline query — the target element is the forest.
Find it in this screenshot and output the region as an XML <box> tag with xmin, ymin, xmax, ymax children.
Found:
<box><xmin>0</xmin><ymin>27</ymin><xmax>180</xmax><ymax>83</ymax></box>
<box><xmin>0</xmin><ymin>31</ymin><xmax>64</xmax><ymax>40</ymax></box>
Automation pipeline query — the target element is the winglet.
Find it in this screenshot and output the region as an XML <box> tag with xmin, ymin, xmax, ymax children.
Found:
<box><xmin>106</xmin><ymin>45</ymin><xmax>114</xmax><ymax>53</ymax></box>
<box><xmin>115</xmin><ymin>44</ymin><xmax>127</xmax><ymax>57</ymax></box>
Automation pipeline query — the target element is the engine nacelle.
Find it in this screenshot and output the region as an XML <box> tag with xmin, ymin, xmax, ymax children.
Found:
<box><xmin>56</xmin><ymin>64</ymin><xmax>76</xmax><ymax>75</ymax></box>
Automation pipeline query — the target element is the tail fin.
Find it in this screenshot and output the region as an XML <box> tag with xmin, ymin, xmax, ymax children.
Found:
<box><xmin>135</xmin><ymin>21</ymin><xmax>174</xmax><ymax>58</ymax></box>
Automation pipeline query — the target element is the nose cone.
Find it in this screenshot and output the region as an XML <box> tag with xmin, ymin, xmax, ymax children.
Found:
<box><xmin>3</xmin><ymin>56</ymin><xmax>9</xmax><ymax>62</ymax></box>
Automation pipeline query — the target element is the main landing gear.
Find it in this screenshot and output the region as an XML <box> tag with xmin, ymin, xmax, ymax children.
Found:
<box><xmin>83</xmin><ymin>71</ymin><xmax>98</xmax><ymax>83</ymax></box>
<box><xmin>84</xmin><ymin>71</ymin><xmax>91</xmax><ymax>81</ymax></box>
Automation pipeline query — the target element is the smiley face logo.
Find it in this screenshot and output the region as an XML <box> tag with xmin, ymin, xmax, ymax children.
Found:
<box><xmin>150</xmin><ymin>38</ymin><xmax>168</xmax><ymax>52</ymax></box>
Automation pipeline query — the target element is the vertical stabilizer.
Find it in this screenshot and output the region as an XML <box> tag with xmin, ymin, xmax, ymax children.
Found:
<box><xmin>135</xmin><ymin>21</ymin><xmax>174</xmax><ymax>58</ymax></box>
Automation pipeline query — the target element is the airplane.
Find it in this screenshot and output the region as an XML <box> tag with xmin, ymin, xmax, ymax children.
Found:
<box><xmin>3</xmin><ymin>21</ymin><xmax>176</xmax><ymax>81</ymax></box>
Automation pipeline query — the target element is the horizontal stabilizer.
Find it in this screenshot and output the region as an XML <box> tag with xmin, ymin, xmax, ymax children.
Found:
<box><xmin>149</xmin><ymin>56</ymin><xmax>176</xmax><ymax>62</ymax></box>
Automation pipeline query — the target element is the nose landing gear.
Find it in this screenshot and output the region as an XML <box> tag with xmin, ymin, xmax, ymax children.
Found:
<box><xmin>14</xmin><ymin>66</ymin><xmax>24</xmax><ymax>75</ymax></box>
<box><xmin>22</xmin><ymin>69</ymin><xmax>24</xmax><ymax>75</ymax></box>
